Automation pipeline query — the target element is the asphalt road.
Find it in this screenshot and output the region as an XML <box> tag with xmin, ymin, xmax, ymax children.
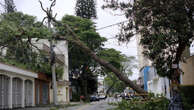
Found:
<box><xmin>15</xmin><ymin>98</ymin><xmax>118</xmax><ymax>110</ymax></box>
<box><xmin>66</xmin><ymin>101</ymin><xmax>116</xmax><ymax>110</ymax></box>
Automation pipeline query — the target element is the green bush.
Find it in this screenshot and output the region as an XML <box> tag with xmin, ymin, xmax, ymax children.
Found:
<box><xmin>71</xmin><ymin>93</ymin><xmax>81</xmax><ymax>101</ymax></box>
<box><xmin>180</xmin><ymin>85</ymin><xmax>194</xmax><ymax>109</ymax></box>
<box><xmin>113</xmin><ymin>94</ymin><xmax>169</xmax><ymax>110</ymax></box>
<box><xmin>180</xmin><ymin>85</ymin><xmax>194</xmax><ymax>104</ymax></box>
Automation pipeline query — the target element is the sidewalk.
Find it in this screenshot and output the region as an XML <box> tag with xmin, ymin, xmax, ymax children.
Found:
<box><xmin>15</xmin><ymin>102</ymin><xmax>82</xmax><ymax>110</ymax></box>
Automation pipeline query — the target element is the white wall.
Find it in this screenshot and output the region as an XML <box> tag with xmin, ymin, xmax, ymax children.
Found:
<box><xmin>55</xmin><ymin>41</ymin><xmax>69</xmax><ymax>81</ymax></box>
<box><xmin>147</xmin><ymin>77</ymin><xmax>170</xmax><ymax>99</ymax></box>
<box><xmin>136</xmin><ymin>34</ymin><xmax>152</xmax><ymax>72</ymax></box>
<box><xmin>34</xmin><ymin>39</ymin><xmax>70</xmax><ymax>103</ymax></box>
<box><xmin>140</xmin><ymin>66</ymin><xmax>170</xmax><ymax>99</ymax></box>
<box><xmin>32</xmin><ymin>39</ymin><xmax>69</xmax><ymax>81</ymax></box>
<box><xmin>0</xmin><ymin>69</ymin><xmax>36</xmax><ymax>109</ymax></box>
<box><xmin>136</xmin><ymin>30</ymin><xmax>171</xmax><ymax>99</ymax></box>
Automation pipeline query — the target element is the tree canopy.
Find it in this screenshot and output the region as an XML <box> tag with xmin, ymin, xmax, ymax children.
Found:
<box><xmin>4</xmin><ymin>0</ymin><xmax>16</xmax><ymax>13</ymax></box>
<box><xmin>40</xmin><ymin>0</ymin><xmax>146</xmax><ymax>93</ymax></box>
<box><xmin>57</xmin><ymin>15</ymin><xmax>106</xmax><ymax>75</ymax></box>
<box><xmin>99</xmin><ymin>48</ymin><xmax>137</xmax><ymax>93</ymax></box>
<box><xmin>103</xmin><ymin>0</ymin><xmax>194</xmax><ymax>79</ymax></box>
<box><xmin>56</xmin><ymin>15</ymin><xmax>107</xmax><ymax>98</ymax></box>
<box><xmin>75</xmin><ymin>0</ymin><xmax>97</xmax><ymax>19</ymax></box>
<box><xmin>0</xmin><ymin>12</ymin><xmax>54</xmax><ymax>74</ymax></box>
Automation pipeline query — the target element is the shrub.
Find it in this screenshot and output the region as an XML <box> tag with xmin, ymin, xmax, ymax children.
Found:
<box><xmin>179</xmin><ymin>85</ymin><xmax>194</xmax><ymax>110</ymax></box>
<box><xmin>113</xmin><ymin>94</ymin><xmax>169</xmax><ymax>110</ymax></box>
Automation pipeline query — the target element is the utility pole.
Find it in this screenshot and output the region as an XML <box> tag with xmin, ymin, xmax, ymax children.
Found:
<box><xmin>48</xmin><ymin>13</ymin><xmax>58</xmax><ymax>105</ymax></box>
<box><xmin>39</xmin><ymin>0</ymin><xmax>58</xmax><ymax>105</ymax></box>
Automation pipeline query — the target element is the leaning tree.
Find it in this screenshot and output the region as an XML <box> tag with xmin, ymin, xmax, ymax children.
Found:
<box><xmin>74</xmin><ymin>0</ymin><xmax>98</xmax><ymax>99</ymax></box>
<box><xmin>59</xmin><ymin>15</ymin><xmax>106</xmax><ymax>99</ymax></box>
<box><xmin>39</xmin><ymin>0</ymin><xmax>146</xmax><ymax>94</ymax></box>
<box><xmin>103</xmin><ymin>0</ymin><xmax>194</xmax><ymax>96</ymax></box>
<box><xmin>99</xmin><ymin>48</ymin><xmax>137</xmax><ymax>95</ymax></box>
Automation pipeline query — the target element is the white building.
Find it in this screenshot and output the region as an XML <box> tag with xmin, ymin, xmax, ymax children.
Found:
<box><xmin>98</xmin><ymin>76</ymin><xmax>105</xmax><ymax>94</ymax></box>
<box><xmin>136</xmin><ymin>34</ymin><xmax>152</xmax><ymax>70</ymax></box>
<box><xmin>0</xmin><ymin>62</ymin><xmax>37</xmax><ymax>109</ymax></box>
<box><xmin>136</xmin><ymin>35</ymin><xmax>170</xmax><ymax>99</ymax></box>
<box><xmin>139</xmin><ymin>66</ymin><xmax>170</xmax><ymax>99</ymax></box>
<box><xmin>0</xmin><ymin>38</ymin><xmax>70</xmax><ymax>109</ymax></box>
<box><xmin>33</xmin><ymin>39</ymin><xmax>70</xmax><ymax>103</ymax></box>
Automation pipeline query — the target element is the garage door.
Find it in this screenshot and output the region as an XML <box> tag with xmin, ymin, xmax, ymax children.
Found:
<box><xmin>25</xmin><ymin>80</ymin><xmax>33</xmax><ymax>107</ymax></box>
<box><xmin>12</xmin><ymin>77</ymin><xmax>22</xmax><ymax>108</ymax></box>
<box><xmin>0</xmin><ymin>75</ymin><xmax>9</xmax><ymax>109</ymax></box>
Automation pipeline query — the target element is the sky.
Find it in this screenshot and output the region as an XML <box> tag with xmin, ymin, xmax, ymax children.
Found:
<box><xmin>1</xmin><ymin>0</ymin><xmax>139</xmax><ymax>80</ymax></box>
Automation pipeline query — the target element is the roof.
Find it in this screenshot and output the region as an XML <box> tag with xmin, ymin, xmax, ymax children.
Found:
<box><xmin>0</xmin><ymin>62</ymin><xmax>38</xmax><ymax>78</ymax></box>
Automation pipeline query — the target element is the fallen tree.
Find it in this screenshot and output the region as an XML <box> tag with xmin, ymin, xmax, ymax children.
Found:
<box><xmin>39</xmin><ymin>0</ymin><xmax>146</xmax><ymax>94</ymax></box>
<box><xmin>57</xmin><ymin>25</ymin><xmax>146</xmax><ymax>94</ymax></box>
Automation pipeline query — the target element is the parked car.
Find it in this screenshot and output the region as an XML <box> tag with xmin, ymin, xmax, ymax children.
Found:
<box><xmin>90</xmin><ymin>95</ymin><xmax>99</xmax><ymax>102</ymax></box>
<box><xmin>120</xmin><ymin>92</ymin><xmax>135</xmax><ymax>100</ymax></box>
<box><xmin>98</xmin><ymin>95</ymin><xmax>106</xmax><ymax>100</ymax></box>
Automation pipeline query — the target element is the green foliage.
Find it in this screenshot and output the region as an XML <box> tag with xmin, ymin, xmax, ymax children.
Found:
<box><xmin>71</xmin><ymin>92</ymin><xmax>81</xmax><ymax>101</ymax></box>
<box><xmin>99</xmin><ymin>48</ymin><xmax>125</xmax><ymax>69</ymax></box>
<box><xmin>99</xmin><ymin>48</ymin><xmax>137</xmax><ymax>93</ymax></box>
<box><xmin>0</xmin><ymin>12</ymin><xmax>50</xmax><ymax>64</ymax></box>
<box><xmin>99</xmin><ymin>49</ymin><xmax>126</xmax><ymax>93</ymax></box>
<box><xmin>56</xmin><ymin>15</ymin><xmax>106</xmax><ymax>96</ymax></box>
<box><xmin>57</xmin><ymin>15</ymin><xmax>106</xmax><ymax>74</ymax></box>
<box><xmin>0</xmin><ymin>54</ymin><xmax>63</xmax><ymax>76</ymax></box>
<box><xmin>104</xmin><ymin>74</ymin><xmax>126</xmax><ymax>93</ymax></box>
<box><xmin>121</xmin><ymin>56</ymin><xmax>137</xmax><ymax>76</ymax></box>
<box><xmin>0</xmin><ymin>57</ymin><xmax>35</xmax><ymax>71</ymax></box>
<box><xmin>113</xmin><ymin>94</ymin><xmax>169</xmax><ymax>110</ymax></box>
<box><xmin>75</xmin><ymin>0</ymin><xmax>97</xmax><ymax>19</ymax></box>
<box><xmin>0</xmin><ymin>12</ymin><xmax>50</xmax><ymax>39</ymax></box>
<box><xmin>103</xmin><ymin>0</ymin><xmax>194</xmax><ymax>78</ymax></box>
<box><xmin>180</xmin><ymin>85</ymin><xmax>194</xmax><ymax>110</ymax></box>
<box><xmin>0</xmin><ymin>12</ymin><xmax>64</xmax><ymax>76</ymax></box>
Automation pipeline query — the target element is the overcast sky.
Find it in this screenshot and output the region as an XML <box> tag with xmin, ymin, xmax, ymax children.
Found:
<box><xmin>1</xmin><ymin>0</ymin><xmax>139</xmax><ymax>80</ymax></box>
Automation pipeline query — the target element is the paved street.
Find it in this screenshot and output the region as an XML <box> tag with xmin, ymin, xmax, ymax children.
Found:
<box><xmin>65</xmin><ymin>97</ymin><xmax>120</xmax><ymax>110</ymax></box>
<box><xmin>66</xmin><ymin>101</ymin><xmax>116</xmax><ymax>110</ymax></box>
<box><xmin>15</xmin><ymin>99</ymin><xmax>117</xmax><ymax>110</ymax></box>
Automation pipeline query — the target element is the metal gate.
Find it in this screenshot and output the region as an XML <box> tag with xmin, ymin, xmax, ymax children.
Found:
<box><xmin>35</xmin><ymin>80</ymin><xmax>49</xmax><ymax>105</ymax></box>
<box><xmin>42</xmin><ymin>83</ymin><xmax>49</xmax><ymax>104</ymax></box>
<box><xmin>35</xmin><ymin>84</ymin><xmax>40</xmax><ymax>105</ymax></box>
<box><xmin>12</xmin><ymin>77</ymin><xmax>22</xmax><ymax>108</ymax></box>
<box><xmin>0</xmin><ymin>75</ymin><xmax>9</xmax><ymax>109</ymax></box>
<box><xmin>25</xmin><ymin>80</ymin><xmax>33</xmax><ymax>107</ymax></box>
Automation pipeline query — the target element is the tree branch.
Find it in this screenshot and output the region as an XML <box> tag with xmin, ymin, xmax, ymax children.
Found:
<box><xmin>39</xmin><ymin>0</ymin><xmax>47</xmax><ymax>13</ymax></box>
<box><xmin>27</xmin><ymin>37</ymin><xmax>42</xmax><ymax>52</ymax></box>
<box><xmin>49</xmin><ymin>0</ymin><xmax>56</xmax><ymax>12</ymax></box>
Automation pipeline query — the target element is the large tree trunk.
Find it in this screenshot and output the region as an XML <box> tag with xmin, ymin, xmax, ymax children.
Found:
<box><xmin>52</xmin><ymin>18</ymin><xmax>146</xmax><ymax>94</ymax></box>
<box><xmin>80</xmin><ymin>65</ymin><xmax>89</xmax><ymax>101</ymax></box>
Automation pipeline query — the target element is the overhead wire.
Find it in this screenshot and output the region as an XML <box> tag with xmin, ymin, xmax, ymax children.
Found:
<box><xmin>96</xmin><ymin>20</ymin><xmax>128</xmax><ymax>31</ymax></box>
<box><xmin>96</xmin><ymin>20</ymin><xmax>138</xmax><ymax>50</ymax></box>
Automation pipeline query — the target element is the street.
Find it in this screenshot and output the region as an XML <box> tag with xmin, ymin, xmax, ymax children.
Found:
<box><xmin>66</xmin><ymin>101</ymin><xmax>116</xmax><ymax>110</ymax></box>
<box><xmin>15</xmin><ymin>99</ymin><xmax>117</xmax><ymax>110</ymax></box>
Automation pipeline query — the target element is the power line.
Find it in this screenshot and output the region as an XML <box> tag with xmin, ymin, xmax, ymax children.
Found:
<box><xmin>96</xmin><ymin>20</ymin><xmax>128</xmax><ymax>31</ymax></box>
